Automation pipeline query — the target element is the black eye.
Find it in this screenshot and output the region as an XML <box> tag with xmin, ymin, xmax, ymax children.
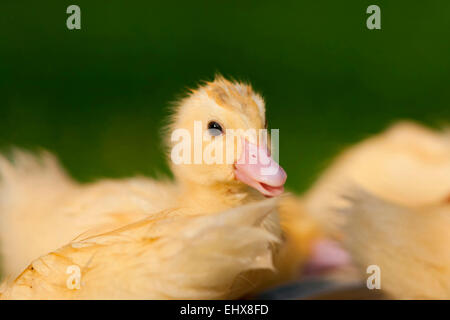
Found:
<box><xmin>207</xmin><ymin>121</ymin><xmax>223</xmax><ymax>136</ymax></box>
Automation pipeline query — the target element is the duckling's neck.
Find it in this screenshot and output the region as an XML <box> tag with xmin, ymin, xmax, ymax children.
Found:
<box><xmin>176</xmin><ymin>181</ymin><xmax>264</xmax><ymax>215</ymax></box>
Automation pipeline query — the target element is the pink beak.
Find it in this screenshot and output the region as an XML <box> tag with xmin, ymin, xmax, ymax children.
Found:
<box><xmin>303</xmin><ymin>239</ymin><xmax>352</xmax><ymax>275</ymax></box>
<box><xmin>234</xmin><ymin>138</ymin><xmax>287</xmax><ymax>197</ymax></box>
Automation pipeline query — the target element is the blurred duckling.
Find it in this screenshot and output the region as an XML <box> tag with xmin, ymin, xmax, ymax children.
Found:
<box><xmin>0</xmin><ymin>77</ymin><xmax>300</xmax><ymax>299</ymax></box>
<box><xmin>303</xmin><ymin>121</ymin><xmax>450</xmax><ymax>299</ymax></box>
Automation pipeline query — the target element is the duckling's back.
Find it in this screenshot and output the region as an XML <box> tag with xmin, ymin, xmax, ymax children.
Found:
<box><xmin>0</xmin><ymin>150</ymin><xmax>177</xmax><ymax>279</ymax></box>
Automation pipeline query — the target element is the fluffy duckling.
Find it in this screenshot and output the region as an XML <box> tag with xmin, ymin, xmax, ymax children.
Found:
<box><xmin>303</xmin><ymin>121</ymin><xmax>450</xmax><ymax>298</ymax></box>
<box><xmin>0</xmin><ymin>77</ymin><xmax>292</xmax><ymax>299</ymax></box>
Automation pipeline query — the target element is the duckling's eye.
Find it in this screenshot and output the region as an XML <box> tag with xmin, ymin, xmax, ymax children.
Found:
<box><xmin>207</xmin><ymin>121</ymin><xmax>223</xmax><ymax>136</ymax></box>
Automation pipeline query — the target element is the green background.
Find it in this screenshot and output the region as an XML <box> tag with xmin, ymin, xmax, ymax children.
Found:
<box><xmin>1</xmin><ymin>1</ymin><xmax>449</xmax><ymax>192</ymax></box>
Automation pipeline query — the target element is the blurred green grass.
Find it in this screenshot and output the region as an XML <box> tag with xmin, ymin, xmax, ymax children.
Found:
<box><xmin>0</xmin><ymin>1</ymin><xmax>449</xmax><ymax>192</ymax></box>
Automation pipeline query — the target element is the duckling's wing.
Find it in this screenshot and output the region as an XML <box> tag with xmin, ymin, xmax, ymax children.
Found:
<box><xmin>0</xmin><ymin>198</ymin><xmax>280</xmax><ymax>300</ymax></box>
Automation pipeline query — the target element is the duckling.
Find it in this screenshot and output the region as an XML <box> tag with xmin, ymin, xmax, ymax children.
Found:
<box><xmin>303</xmin><ymin>121</ymin><xmax>450</xmax><ymax>298</ymax></box>
<box><xmin>0</xmin><ymin>76</ymin><xmax>292</xmax><ymax>299</ymax></box>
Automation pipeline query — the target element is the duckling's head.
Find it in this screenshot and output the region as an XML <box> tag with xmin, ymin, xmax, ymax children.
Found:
<box><xmin>167</xmin><ymin>76</ymin><xmax>287</xmax><ymax>198</ymax></box>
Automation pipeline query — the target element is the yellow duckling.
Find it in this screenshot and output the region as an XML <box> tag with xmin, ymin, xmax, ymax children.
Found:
<box><xmin>0</xmin><ymin>77</ymin><xmax>306</xmax><ymax>299</ymax></box>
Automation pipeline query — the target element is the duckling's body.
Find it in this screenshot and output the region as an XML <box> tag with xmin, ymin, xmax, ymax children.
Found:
<box><xmin>0</xmin><ymin>153</ymin><xmax>179</xmax><ymax>279</ymax></box>
<box><xmin>341</xmin><ymin>191</ymin><xmax>450</xmax><ymax>299</ymax></box>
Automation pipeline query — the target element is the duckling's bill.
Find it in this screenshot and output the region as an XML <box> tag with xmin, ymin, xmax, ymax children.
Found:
<box><xmin>234</xmin><ymin>138</ymin><xmax>287</xmax><ymax>197</ymax></box>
